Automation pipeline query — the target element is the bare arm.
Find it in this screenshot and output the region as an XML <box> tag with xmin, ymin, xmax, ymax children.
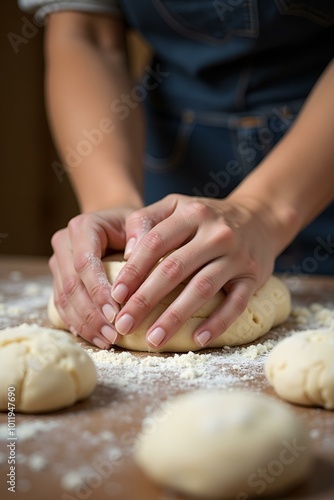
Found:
<box><xmin>45</xmin><ymin>11</ymin><xmax>144</xmax><ymax>212</ymax></box>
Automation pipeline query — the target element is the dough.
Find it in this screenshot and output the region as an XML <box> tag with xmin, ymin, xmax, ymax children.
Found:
<box><xmin>135</xmin><ymin>391</ymin><xmax>312</xmax><ymax>499</ymax></box>
<box><xmin>48</xmin><ymin>254</ymin><xmax>291</xmax><ymax>352</ymax></box>
<box><xmin>0</xmin><ymin>324</ymin><xmax>97</xmax><ymax>413</ymax></box>
<box><xmin>266</xmin><ymin>329</ymin><xmax>334</xmax><ymax>410</ymax></box>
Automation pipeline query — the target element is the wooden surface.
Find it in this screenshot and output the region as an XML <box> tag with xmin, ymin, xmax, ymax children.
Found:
<box><xmin>0</xmin><ymin>257</ymin><xmax>333</xmax><ymax>500</ymax></box>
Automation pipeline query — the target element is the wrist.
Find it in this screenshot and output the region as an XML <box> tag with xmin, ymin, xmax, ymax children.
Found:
<box><xmin>226</xmin><ymin>189</ymin><xmax>301</xmax><ymax>257</ymax></box>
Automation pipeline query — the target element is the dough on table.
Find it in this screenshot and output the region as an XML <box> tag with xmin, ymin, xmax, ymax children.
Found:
<box><xmin>0</xmin><ymin>324</ymin><xmax>97</xmax><ymax>413</ymax></box>
<box><xmin>266</xmin><ymin>329</ymin><xmax>334</xmax><ymax>410</ymax></box>
<box><xmin>48</xmin><ymin>254</ymin><xmax>291</xmax><ymax>352</ymax></box>
<box><xmin>135</xmin><ymin>391</ymin><xmax>312</xmax><ymax>499</ymax></box>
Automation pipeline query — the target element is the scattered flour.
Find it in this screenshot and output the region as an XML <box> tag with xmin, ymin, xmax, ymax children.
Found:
<box><xmin>0</xmin><ymin>420</ymin><xmax>59</xmax><ymax>441</ymax></box>
<box><xmin>0</xmin><ymin>269</ymin><xmax>333</xmax><ymax>495</ymax></box>
<box><xmin>292</xmin><ymin>303</ymin><xmax>334</xmax><ymax>328</ymax></box>
<box><xmin>27</xmin><ymin>453</ymin><xmax>48</xmax><ymax>471</ymax></box>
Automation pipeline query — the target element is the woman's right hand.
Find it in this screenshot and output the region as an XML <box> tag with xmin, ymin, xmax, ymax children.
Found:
<box><xmin>49</xmin><ymin>206</ymin><xmax>139</xmax><ymax>349</ymax></box>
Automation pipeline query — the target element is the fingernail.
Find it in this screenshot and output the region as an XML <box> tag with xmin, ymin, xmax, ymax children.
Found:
<box><xmin>101</xmin><ymin>325</ymin><xmax>118</xmax><ymax>344</ymax></box>
<box><xmin>196</xmin><ymin>330</ymin><xmax>211</xmax><ymax>347</ymax></box>
<box><xmin>112</xmin><ymin>283</ymin><xmax>129</xmax><ymax>304</ymax></box>
<box><xmin>124</xmin><ymin>237</ymin><xmax>136</xmax><ymax>259</ymax></box>
<box><xmin>93</xmin><ymin>337</ymin><xmax>108</xmax><ymax>349</ymax></box>
<box><xmin>115</xmin><ymin>313</ymin><xmax>134</xmax><ymax>335</ymax></box>
<box><xmin>102</xmin><ymin>304</ymin><xmax>116</xmax><ymax>323</ymax></box>
<box><xmin>147</xmin><ymin>327</ymin><xmax>166</xmax><ymax>347</ymax></box>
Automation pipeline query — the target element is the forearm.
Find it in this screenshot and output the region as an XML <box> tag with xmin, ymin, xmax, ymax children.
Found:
<box><xmin>229</xmin><ymin>60</ymin><xmax>334</xmax><ymax>255</ymax></box>
<box><xmin>45</xmin><ymin>13</ymin><xmax>144</xmax><ymax>212</ymax></box>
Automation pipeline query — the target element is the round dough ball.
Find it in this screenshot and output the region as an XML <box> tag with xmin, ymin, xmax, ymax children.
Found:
<box><xmin>48</xmin><ymin>254</ymin><xmax>291</xmax><ymax>352</ymax></box>
<box><xmin>135</xmin><ymin>391</ymin><xmax>312</xmax><ymax>499</ymax></box>
<box><xmin>0</xmin><ymin>324</ymin><xmax>97</xmax><ymax>413</ymax></box>
<box><xmin>266</xmin><ymin>329</ymin><xmax>334</xmax><ymax>410</ymax></box>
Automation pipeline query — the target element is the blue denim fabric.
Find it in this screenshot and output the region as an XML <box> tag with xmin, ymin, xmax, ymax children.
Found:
<box><xmin>143</xmin><ymin>98</ymin><xmax>334</xmax><ymax>275</ymax></box>
<box><xmin>117</xmin><ymin>0</ymin><xmax>334</xmax><ymax>275</ymax></box>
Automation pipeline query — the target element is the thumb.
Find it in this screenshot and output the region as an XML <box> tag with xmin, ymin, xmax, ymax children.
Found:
<box><xmin>124</xmin><ymin>196</ymin><xmax>177</xmax><ymax>259</ymax></box>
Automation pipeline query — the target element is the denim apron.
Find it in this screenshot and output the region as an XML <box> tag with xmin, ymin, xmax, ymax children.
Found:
<box><xmin>118</xmin><ymin>0</ymin><xmax>334</xmax><ymax>274</ymax></box>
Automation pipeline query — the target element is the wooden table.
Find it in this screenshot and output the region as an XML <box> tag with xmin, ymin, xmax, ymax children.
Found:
<box><xmin>0</xmin><ymin>257</ymin><xmax>333</xmax><ymax>500</ymax></box>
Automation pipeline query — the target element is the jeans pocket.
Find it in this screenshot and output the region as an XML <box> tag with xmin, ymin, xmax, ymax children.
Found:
<box><xmin>152</xmin><ymin>0</ymin><xmax>259</xmax><ymax>43</ymax></box>
<box><xmin>274</xmin><ymin>0</ymin><xmax>334</xmax><ymax>26</ymax></box>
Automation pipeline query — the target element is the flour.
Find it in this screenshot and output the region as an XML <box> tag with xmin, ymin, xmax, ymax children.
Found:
<box><xmin>292</xmin><ymin>303</ymin><xmax>334</xmax><ymax>328</ymax></box>
<box><xmin>0</xmin><ymin>269</ymin><xmax>333</xmax><ymax>495</ymax></box>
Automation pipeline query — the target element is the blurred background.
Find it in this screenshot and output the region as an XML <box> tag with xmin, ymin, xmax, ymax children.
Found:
<box><xmin>0</xmin><ymin>1</ymin><xmax>150</xmax><ymax>257</ymax></box>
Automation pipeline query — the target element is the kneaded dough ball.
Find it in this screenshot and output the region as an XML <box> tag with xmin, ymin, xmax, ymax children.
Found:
<box><xmin>0</xmin><ymin>324</ymin><xmax>97</xmax><ymax>413</ymax></box>
<box><xmin>135</xmin><ymin>391</ymin><xmax>312</xmax><ymax>499</ymax></box>
<box><xmin>266</xmin><ymin>329</ymin><xmax>334</xmax><ymax>410</ymax></box>
<box><xmin>48</xmin><ymin>254</ymin><xmax>291</xmax><ymax>352</ymax></box>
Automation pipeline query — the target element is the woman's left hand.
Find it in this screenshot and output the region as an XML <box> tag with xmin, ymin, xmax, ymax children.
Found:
<box><xmin>111</xmin><ymin>193</ymin><xmax>283</xmax><ymax>349</ymax></box>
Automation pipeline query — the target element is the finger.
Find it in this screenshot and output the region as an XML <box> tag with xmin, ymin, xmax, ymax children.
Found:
<box><xmin>51</xmin><ymin>230</ymin><xmax>118</xmax><ymax>347</ymax></box>
<box><xmin>114</xmin><ymin>236</ymin><xmax>223</xmax><ymax>336</ymax></box>
<box><xmin>143</xmin><ymin>257</ymin><xmax>232</xmax><ymax>348</ymax></box>
<box><xmin>193</xmin><ymin>278</ymin><xmax>257</xmax><ymax>348</ymax></box>
<box><xmin>50</xmin><ymin>252</ymin><xmax>112</xmax><ymax>348</ymax></box>
<box><xmin>112</xmin><ymin>201</ymin><xmax>199</xmax><ymax>305</ymax></box>
<box><xmin>68</xmin><ymin>214</ymin><xmax>121</xmax><ymax>322</ymax></box>
<box><xmin>123</xmin><ymin>195</ymin><xmax>178</xmax><ymax>259</ymax></box>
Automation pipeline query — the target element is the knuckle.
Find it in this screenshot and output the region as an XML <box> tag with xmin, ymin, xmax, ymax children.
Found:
<box><xmin>82</xmin><ymin>307</ymin><xmax>98</xmax><ymax>326</ymax></box>
<box><xmin>165</xmin><ymin>308</ymin><xmax>184</xmax><ymax>328</ymax></box>
<box><xmin>131</xmin><ymin>293</ymin><xmax>151</xmax><ymax>312</ymax></box>
<box><xmin>127</xmin><ymin>209</ymin><xmax>145</xmax><ymax>225</ymax></box>
<box><xmin>160</xmin><ymin>258</ymin><xmax>185</xmax><ymax>282</ymax></box>
<box><xmin>214</xmin><ymin>316</ymin><xmax>229</xmax><ymax>334</ymax></box>
<box><xmin>210</xmin><ymin>225</ymin><xmax>234</xmax><ymax>247</ymax></box>
<box><xmin>89</xmin><ymin>283</ymin><xmax>109</xmax><ymax>303</ymax></box>
<box><xmin>74</xmin><ymin>322</ymin><xmax>92</xmax><ymax>342</ymax></box>
<box><xmin>186</xmin><ymin>202</ymin><xmax>210</xmax><ymax>219</ymax></box>
<box><xmin>51</xmin><ymin>229</ymin><xmax>65</xmax><ymax>250</ymax></box>
<box><xmin>233</xmin><ymin>293</ymin><xmax>249</xmax><ymax>315</ymax></box>
<box><xmin>73</xmin><ymin>252</ymin><xmax>91</xmax><ymax>275</ymax></box>
<box><xmin>118</xmin><ymin>262</ymin><xmax>143</xmax><ymax>282</ymax></box>
<box><xmin>68</xmin><ymin>213</ymin><xmax>91</xmax><ymax>232</ymax></box>
<box><xmin>63</xmin><ymin>276</ymin><xmax>80</xmax><ymax>297</ymax></box>
<box><xmin>57</xmin><ymin>291</ymin><xmax>70</xmax><ymax>311</ymax></box>
<box><xmin>142</xmin><ymin>231</ymin><xmax>164</xmax><ymax>253</ymax></box>
<box><xmin>193</xmin><ymin>275</ymin><xmax>215</xmax><ymax>300</ymax></box>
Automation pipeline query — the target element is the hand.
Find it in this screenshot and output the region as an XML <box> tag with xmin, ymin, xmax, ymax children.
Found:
<box><xmin>111</xmin><ymin>194</ymin><xmax>283</xmax><ymax>349</ymax></box>
<box><xmin>49</xmin><ymin>206</ymin><xmax>137</xmax><ymax>349</ymax></box>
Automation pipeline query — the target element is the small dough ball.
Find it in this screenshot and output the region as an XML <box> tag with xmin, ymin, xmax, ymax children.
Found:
<box><xmin>135</xmin><ymin>391</ymin><xmax>312</xmax><ymax>499</ymax></box>
<box><xmin>0</xmin><ymin>324</ymin><xmax>97</xmax><ymax>413</ymax></box>
<box><xmin>48</xmin><ymin>254</ymin><xmax>291</xmax><ymax>352</ymax></box>
<box><xmin>266</xmin><ymin>329</ymin><xmax>334</xmax><ymax>410</ymax></box>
